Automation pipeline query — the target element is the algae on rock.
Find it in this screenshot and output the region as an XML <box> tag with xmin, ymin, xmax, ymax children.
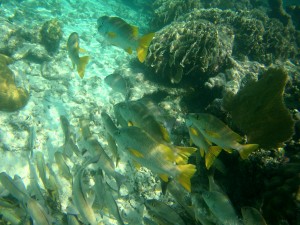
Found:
<box><xmin>225</xmin><ymin>67</ymin><xmax>294</xmax><ymax>148</ymax></box>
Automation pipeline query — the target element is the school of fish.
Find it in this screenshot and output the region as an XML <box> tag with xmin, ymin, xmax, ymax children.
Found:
<box><xmin>0</xmin><ymin>14</ymin><xmax>267</xmax><ymax>225</ymax></box>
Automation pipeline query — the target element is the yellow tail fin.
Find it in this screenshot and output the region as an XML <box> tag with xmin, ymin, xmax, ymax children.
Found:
<box><xmin>137</xmin><ymin>33</ymin><xmax>155</xmax><ymax>63</ymax></box>
<box><xmin>239</xmin><ymin>144</ymin><xmax>259</xmax><ymax>159</ymax></box>
<box><xmin>77</xmin><ymin>56</ymin><xmax>90</xmax><ymax>78</ymax></box>
<box><xmin>205</xmin><ymin>146</ymin><xmax>222</xmax><ymax>169</ymax></box>
<box><xmin>177</xmin><ymin>164</ymin><xmax>196</xmax><ymax>192</ymax></box>
<box><xmin>175</xmin><ymin>146</ymin><xmax>197</xmax><ymax>165</ymax></box>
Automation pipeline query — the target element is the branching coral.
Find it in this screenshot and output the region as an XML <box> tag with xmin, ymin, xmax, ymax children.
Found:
<box><xmin>146</xmin><ymin>19</ymin><xmax>233</xmax><ymax>83</ymax></box>
<box><xmin>0</xmin><ymin>54</ymin><xmax>29</xmax><ymax>112</ymax></box>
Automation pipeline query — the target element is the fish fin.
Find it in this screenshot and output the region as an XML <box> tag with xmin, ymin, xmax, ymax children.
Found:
<box><xmin>137</xmin><ymin>32</ymin><xmax>155</xmax><ymax>63</ymax></box>
<box><xmin>131</xmin><ymin>25</ymin><xmax>139</xmax><ymax>38</ymax></box>
<box><xmin>189</xmin><ymin>138</ymin><xmax>193</xmax><ymax>146</ymax></box>
<box><xmin>175</xmin><ymin>146</ymin><xmax>197</xmax><ymax>165</ymax></box>
<box><xmin>224</xmin><ymin>148</ymin><xmax>233</xmax><ymax>153</ymax></box>
<box><xmin>205</xmin><ymin>130</ymin><xmax>221</xmax><ymax>139</ymax></box>
<box><xmin>239</xmin><ymin>144</ymin><xmax>259</xmax><ymax>159</ymax></box>
<box><xmin>159</xmin><ymin>124</ymin><xmax>171</xmax><ymax>142</ymax></box>
<box><xmin>128</xmin><ymin>121</ymin><xmax>134</xmax><ymax>126</ymax></box>
<box><xmin>79</xmin><ymin>48</ymin><xmax>87</xmax><ymax>53</ymax></box>
<box><xmin>208</xmin><ymin>146</ymin><xmax>222</xmax><ymax>157</ymax></box>
<box><xmin>177</xmin><ymin>164</ymin><xmax>196</xmax><ymax>192</ymax></box>
<box><xmin>205</xmin><ymin>146</ymin><xmax>222</xmax><ymax>169</ymax></box>
<box><xmin>125</xmin><ymin>47</ymin><xmax>133</xmax><ymax>54</ymax></box>
<box><xmin>115</xmin><ymin>172</ymin><xmax>125</xmax><ymax>193</ymax></box>
<box><xmin>199</xmin><ymin>148</ymin><xmax>205</xmax><ymax>157</ymax></box>
<box><xmin>159</xmin><ymin>174</ymin><xmax>169</xmax><ymax>182</ymax></box>
<box><xmin>189</xmin><ymin>127</ymin><xmax>199</xmax><ymax>136</ymax></box>
<box><xmin>77</xmin><ymin>56</ymin><xmax>90</xmax><ymax>78</ymax></box>
<box><xmin>107</xmin><ymin>32</ymin><xmax>117</xmax><ymax>38</ymax></box>
<box><xmin>132</xmin><ymin>160</ymin><xmax>142</xmax><ymax>170</ymax></box>
<box><xmin>128</xmin><ymin>148</ymin><xmax>144</xmax><ymax>158</ymax></box>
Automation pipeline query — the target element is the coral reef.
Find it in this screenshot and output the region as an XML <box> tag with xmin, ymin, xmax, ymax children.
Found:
<box><xmin>40</xmin><ymin>19</ymin><xmax>62</xmax><ymax>54</ymax></box>
<box><xmin>0</xmin><ymin>54</ymin><xmax>29</xmax><ymax>112</ymax></box>
<box><xmin>151</xmin><ymin>0</ymin><xmax>201</xmax><ymax>29</ymax></box>
<box><xmin>224</xmin><ymin>67</ymin><xmax>294</xmax><ymax>148</ymax></box>
<box><xmin>146</xmin><ymin>8</ymin><xmax>299</xmax><ymax>83</ymax></box>
<box><xmin>146</xmin><ymin>19</ymin><xmax>233</xmax><ymax>83</ymax></box>
<box><xmin>182</xmin><ymin>9</ymin><xmax>299</xmax><ymax>64</ymax></box>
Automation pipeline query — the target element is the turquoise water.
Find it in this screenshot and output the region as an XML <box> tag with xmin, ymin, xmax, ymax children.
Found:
<box><xmin>0</xmin><ymin>0</ymin><xmax>299</xmax><ymax>225</ymax></box>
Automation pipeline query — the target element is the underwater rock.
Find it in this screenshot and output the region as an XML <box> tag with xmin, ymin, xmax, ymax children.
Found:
<box><xmin>146</xmin><ymin>18</ymin><xmax>233</xmax><ymax>83</ymax></box>
<box><xmin>0</xmin><ymin>54</ymin><xmax>29</xmax><ymax>112</ymax></box>
<box><xmin>225</xmin><ymin>67</ymin><xmax>294</xmax><ymax>148</ymax></box>
<box><xmin>151</xmin><ymin>0</ymin><xmax>201</xmax><ymax>29</ymax></box>
<box><xmin>40</xmin><ymin>19</ymin><xmax>62</xmax><ymax>54</ymax></box>
<box><xmin>13</xmin><ymin>43</ymin><xmax>51</xmax><ymax>63</ymax></box>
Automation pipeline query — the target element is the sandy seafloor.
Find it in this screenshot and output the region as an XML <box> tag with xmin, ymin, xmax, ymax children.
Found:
<box><xmin>0</xmin><ymin>0</ymin><xmax>181</xmax><ymax>224</ymax></box>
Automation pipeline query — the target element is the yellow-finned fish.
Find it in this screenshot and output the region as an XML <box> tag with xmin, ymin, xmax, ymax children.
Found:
<box><xmin>67</xmin><ymin>32</ymin><xmax>90</xmax><ymax>78</ymax></box>
<box><xmin>113</xmin><ymin>126</ymin><xmax>197</xmax><ymax>192</ymax></box>
<box><xmin>186</xmin><ymin>116</ymin><xmax>222</xmax><ymax>169</ymax></box>
<box><xmin>97</xmin><ymin>16</ymin><xmax>155</xmax><ymax>63</ymax></box>
<box><xmin>187</xmin><ymin>114</ymin><xmax>259</xmax><ymax>159</ymax></box>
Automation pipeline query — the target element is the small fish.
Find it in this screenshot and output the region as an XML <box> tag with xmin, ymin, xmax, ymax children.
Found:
<box><xmin>0</xmin><ymin>207</ymin><xmax>24</xmax><ymax>225</ymax></box>
<box><xmin>35</xmin><ymin>152</ymin><xmax>48</xmax><ymax>189</ymax></box>
<box><xmin>114</xmin><ymin>100</ymin><xmax>171</xmax><ymax>142</ymax></box>
<box><xmin>202</xmin><ymin>191</ymin><xmax>241</xmax><ymax>225</ymax></box>
<box><xmin>0</xmin><ymin>172</ymin><xmax>29</xmax><ymax>204</ymax></box>
<box><xmin>113</xmin><ymin>126</ymin><xmax>196</xmax><ymax>192</ymax></box>
<box><xmin>79</xmin><ymin>118</ymin><xmax>92</xmax><ymax>140</ymax></box>
<box><xmin>187</xmin><ymin>114</ymin><xmax>259</xmax><ymax>159</ymax></box>
<box><xmin>186</xmin><ymin>116</ymin><xmax>222</xmax><ymax>169</ymax></box>
<box><xmin>67</xmin><ymin>32</ymin><xmax>90</xmax><ymax>78</ymax></box>
<box><xmin>54</xmin><ymin>151</ymin><xmax>72</xmax><ymax>181</ymax></box>
<box><xmin>72</xmin><ymin>164</ymin><xmax>97</xmax><ymax>225</ymax></box>
<box><xmin>168</xmin><ymin>180</ymin><xmax>195</xmax><ymax>220</ymax></box>
<box><xmin>94</xmin><ymin>170</ymin><xmax>125</xmax><ymax>225</ymax></box>
<box><xmin>144</xmin><ymin>199</ymin><xmax>185</xmax><ymax>225</ymax></box>
<box><xmin>26</xmin><ymin>198</ymin><xmax>52</xmax><ymax>225</ymax></box>
<box><xmin>67</xmin><ymin>214</ymin><xmax>81</xmax><ymax>225</ymax></box>
<box><xmin>60</xmin><ymin>115</ymin><xmax>81</xmax><ymax>157</ymax></box>
<box><xmin>97</xmin><ymin>16</ymin><xmax>155</xmax><ymax>63</ymax></box>
<box><xmin>101</xmin><ymin>112</ymin><xmax>120</xmax><ymax>166</ymax></box>
<box><xmin>27</xmin><ymin>158</ymin><xmax>45</xmax><ymax>204</ymax></box>
<box><xmin>27</xmin><ymin>126</ymin><xmax>36</xmax><ymax>156</ymax></box>
<box><xmin>84</xmin><ymin>136</ymin><xmax>124</xmax><ymax>191</ymax></box>
<box><xmin>104</xmin><ymin>71</ymin><xmax>132</xmax><ymax>99</ymax></box>
<box><xmin>241</xmin><ymin>207</ymin><xmax>267</xmax><ymax>225</ymax></box>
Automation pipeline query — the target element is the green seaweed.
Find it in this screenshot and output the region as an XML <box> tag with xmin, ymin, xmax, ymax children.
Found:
<box><xmin>225</xmin><ymin>67</ymin><xmax>294</xmax><ymax>148</ymax></box>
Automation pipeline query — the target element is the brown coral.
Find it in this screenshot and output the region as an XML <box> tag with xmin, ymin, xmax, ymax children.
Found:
<box><xmin>0</xmin><ymin>54</ymin><xmax>29</xmax><ymax>112</ymax></box>
<box><xmin>40</xmin><ymin>19</ymin><xmax>62</xmax><ymax>54</ymax></box>
<box><xmin>225</xmin><ymin>67</ymin><xmax>294</xmax><ymax>148</ymax></box>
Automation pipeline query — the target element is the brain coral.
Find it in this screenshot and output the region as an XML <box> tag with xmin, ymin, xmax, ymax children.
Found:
<box><xmin>151</xmin><ymin>0</ymin><xmax>201</xmax><ymax>29</ymax></box>
<box><xmin>146</xmin><ymin>19</ymin><xmax>234</xmax><ymax>83</ymax></box>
